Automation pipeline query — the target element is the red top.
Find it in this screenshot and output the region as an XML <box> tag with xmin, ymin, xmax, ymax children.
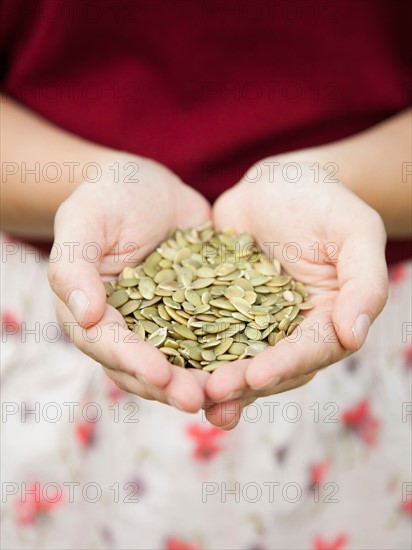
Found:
<box><xmin>1</xmin><ymin>0</ymin><xmax>411</xmax><ymax>261</ymax></box>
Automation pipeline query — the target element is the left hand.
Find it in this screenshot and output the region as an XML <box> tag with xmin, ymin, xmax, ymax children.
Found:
<box><xmin>204</xmin><ymin>159</ymin><xmax>388</xmax><ymax>429</ymax></box>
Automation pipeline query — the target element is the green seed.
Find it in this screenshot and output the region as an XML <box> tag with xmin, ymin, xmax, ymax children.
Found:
<box><xmin>201</xmin><ymin>349</ymin><xmax>216</xmax><ymax>362</ymax></box>
<box><xmin>173</xmin><ymin>324</ymin><xmax>197</xmax><ymax>341</ymax></box>
<box><xmin>214</xmin><ymin>338</ymin><xmax>234</xmax><ymax>356</ymax></box>
<box><xmin>117</xmin><ymin>278</ymin><xmax>140</xmax><ymax>288</ymax></box>
<box><xmin>191</xmin><ymin>278</ymin><xmax>215</xmax><ymax>289</ymax></box>
<box><xmin>106</xmin><ymin>222</ymin><xmax>311</xmax><ymax>370</ymax></box>
<box><xmin>118</xmin><ymin>300</ymin><xmax>141</xmax><ymax>316</ymax></box>
<box><xmin>148</xmin><ymin>327</ymin><xmax>167</xmax><ymax>347</ymax></box>
<box><xmin>228</xmin><ymin>342</ymin><xmax>247</xmax><ymax>355</ymax></box>
<box><xmin>104</xmin><ymin>282</ymin><xmax>115</xmax><ymax>296</ymax></box>
<box><xmin>139</xmin><ymin>277</ymin><xmax>156</xmax><ymax>300</ymax></box>
<box><xmin>107</xmin><ymin>290</ymin><xmax>129</xmax><ymax>308</ymax></box>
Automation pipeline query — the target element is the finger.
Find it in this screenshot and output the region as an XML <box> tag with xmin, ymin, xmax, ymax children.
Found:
<box><xmin>187</xmin><ymin>368</ymin><xmax>211</xmax><ymax>403</ymax></box>
<box><xmin>48</xmin><ymin>202</ymin><xmax>107</xmax><ymax>327</ymax></box>
<box><xmin>103</xmin><ymin>365</ymin><xmax>204</xmax><ymax>413</ymax></box>
<box><xmin>57</xmin><ymin>299</ymin><xmax>206</xmax><ymax>411</ymax></box>
<box><xmin>173</xmin><ymin>182</ymin><xmax>212</xmax><ymax>227</ymax></box>
<box><xmin>212</xmin><ymin>185</ymin><xmax>249</xmax><ymax>233</ymax></box>
<box><xmin>56</xmin><ymin>299</ymin><xmax>172</xmax><ymax>389</ymax></box>
<box><xmin>102</xmin><ymin>367</ymin><xmax>164</xmax><ymax>401</ymax></box>
<box><xmin>204</xmin><ymin>397</ymin><xmax>247</xmax><ymax>430</ymax></box>
<box><xmin>163</xmin><ymin>365</ymin><xmax>205</xmax><ymax>413</ymax></box>
<box><xmin>205</xmin><ymin>359</ymin><xmax>251</xmax><ymax>403</ymax></box>
<box><xmin>205</xmin><ymin>372</ymin><xmax>318</xmax><ymax>429</ymax></box>
<box><xmin>245</xmin><ymin>310</ymin><xmax>347</xmax><ymax>390</ymax></box>
<box><xmin>333</xmin><ymin>210</ymin><xmax>388</xmax><ymax>351</ymax></box>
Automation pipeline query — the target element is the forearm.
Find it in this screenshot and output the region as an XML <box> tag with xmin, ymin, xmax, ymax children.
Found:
<box><xmin>1</xmin><ymin>96</ymin><xmax>115</xmax><ymax>239</ymax></box>
<box><xmin>278</xmin><ymin>109</ymin><xmax>412</xmax><ymax>237</ymax></box>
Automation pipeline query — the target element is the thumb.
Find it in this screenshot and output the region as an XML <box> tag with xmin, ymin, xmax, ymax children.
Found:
<box><xmin>212</xmin><ymin>184</ymin><xmax>251</xmax><ymax>233</ymax></box>
<box><xmin>48</xmin><ymin>203</ymin><xmax>106</xmax><ymax>328</ymax></box>
<box><xmin>173</xmin><ymin>182</ymin><xmax>212</xmax><ymax>227</ymax></box>
<box><xmin>332</xmin><ymin>212</ymin><xmax>388</xmax><ymax>351</ymax></box>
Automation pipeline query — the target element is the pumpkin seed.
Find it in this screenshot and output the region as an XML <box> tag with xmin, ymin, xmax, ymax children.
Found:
<box><xmin>107</xmin><ymin>290</ymin><xmax>129</xmax><ymax>308</ymax></box>
<box><xmin>121</xmin><ymin>267</ymin><xmax>137</xmax><ymax>279</ymax></box>
<box><xmin>209</xmin><ymin>298</ymin><xmax>236</xmax><ymax>311</ymax></box>
<box><xmin>132</xmin><ymin>323</ymin><xmax>145</xmax><ymax>340</ymax></box>
<box><xmin>245</xmin><ymin>341</ymin><xmax>269</xmax><ymax>356</ymax></box>
<box><xmin>140</xmin><ymin>320</ymin><xmax>159</xmax><ymax>334</ymax></box>
<box><xmin>298</xmin><ymin>302</ymin><xmax>314</xmax><ymax>310</ymax></box>
<box><xmin>172</xmin><ymin>355</ymin><xmax>185</xmax><ymax>367</ymax></box>
<box><xmin>214</xmin><ymin>338</ymin><xmax>234</xmax><ymax>355</ymax></box>
<box><xmin>117</xmin><ymin>278</ymin><xmax>139</xmax><ymax>288</ymax></box>
<box><xmin>159</xmin><ymin>346</ymin><xmax>180</xmax><ymax>356</ymax></box>
<box><xmin>139</xmin><ymin>277</ymin><xmax>156</xmax><ymax>300</ymax></box>
<box><xmin>143</xmin><ymin>251</ymin><xmax>161</xmax><ymax>277</ymax></box>
<box><xmin>185</xmin><ymin>288</ymin><xmax>202</xmax><ymax>307</ymax></box>
<box><xmin>228</xmin><ymin>342</ymin><xmax>247</xmax><ymax>355</ymax></box>
<box><xmin>217</xmin><ymin>354</ymin><xmax>238</xmax><ymax>361</ymax></box>
<box><xmin>118</xmin><ymin>300</ymin><xmax>141</xmax><ymax>316</ymax></box>
<box><xmin>196</xmin><ymin>267</ymin><xmax>215</xmax><ymax>278</ymax></box>
<box><xmin>173</xmin><ymin>324</ymin><xmax>197</xmax><ymax>341</ymax></box>
<box><xmin>224</xmin><ymin>285</ymin><xmax>245</xmax><ymax>299</ymax></box>
<box><xmin>214</xmin><ymin>262</ymin><xmax>236</xmax><ymax>276</ymax></box>
<box><xmin>191</xmin><ymin>278</ymin><xmax>215</xmax><ymax>289</ymax></box>
<box><xmin>201</xmin><ymin>349</ymin><xmax>216</xmax><ymax>362</ymax></box>
<box><xmin>106</xmin><ymin>222</ymin><xmax>311</xmax><ymax>370</ymax></box>
<box><xmin>148</xmin><ymin>327</ymin><xmax>167</xmax><ymax>347</ymax></box>
<box><xmin>203</xmin><ymin>361</ymin><xmax>229</xmax><ymax>372</ymax></box>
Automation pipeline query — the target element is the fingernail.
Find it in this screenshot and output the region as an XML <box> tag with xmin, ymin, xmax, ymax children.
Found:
<box><xmin>352</xmin><ymin>314</ymin><xmax>371</xmax><ymax>349</ymax></box>
<box><xmin>250</xmin><ymin>375</ymin><xmax>281</xmax><ymax>391</ymax></box>
<box><xmin>202</xmin><ymin>401</ymin><xmax>218</xmax><ymax>411</ymax></box>
<box><xmin>217</xmin><ymin>390</ymin><xmax>243</xmax><ymax>403</ymax></box>
<box><xmin>68</xmin><ymin>289</ymin><xmax>90</xmax><ymax>324</ymax></box>
<box><xmin>167</xmin><ymin>398</ymin><xmax>183</xmax><ymax>411</ymax></box>
<box><xmin>221</xmin><ymin>416</ymin><xmax>240</xmax><ymax>431</ymax></box>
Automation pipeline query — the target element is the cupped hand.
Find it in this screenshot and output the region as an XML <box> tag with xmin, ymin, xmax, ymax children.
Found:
<box><xmin>48</xmin><ymin>156</ymin><xmax>211</xmax><ymax>412</ymax></box>
<box><xmin>204</xmin><ymin>159</ymin><xmax>388</xmax><ymax>429</ymax></box>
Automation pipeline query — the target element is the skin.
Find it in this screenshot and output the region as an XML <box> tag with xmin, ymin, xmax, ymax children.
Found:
<box><xmin>50</xmin><ymin>161</ymin><xmax>212</xmax><ymax>413</ymax></box>
<box><xmin>1</xmin><ymin>97</ymin><xmax>411</xmax><ymax>427</ymax></box>
<box><xmin>205</xmin><ymin>164</ymin><xmax>388</xmax><ymax>428</ymax></box>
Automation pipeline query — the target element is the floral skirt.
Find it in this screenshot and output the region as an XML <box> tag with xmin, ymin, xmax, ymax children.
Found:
<box><xmin>1</xmin><ymin>233</ymin><xmax>411</xmax><ymax>550</ymax></box>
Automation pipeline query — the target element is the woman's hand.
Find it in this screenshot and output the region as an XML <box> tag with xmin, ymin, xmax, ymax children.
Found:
<box><xmin>48</xmin><ymin>156</ymin><xmax>211</xmax><ymax>412</ymax></box>
<box><xmin>204</xmin><ymin>160</ymin><xmax>388</xmax><ymax>429</ymax></box>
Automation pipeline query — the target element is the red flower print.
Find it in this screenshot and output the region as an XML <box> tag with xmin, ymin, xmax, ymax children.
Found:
<box><xmin>127</xmin><ymin>478</ymin><xmax>146</xmax><ymax>499</ymax></box>
<box><xmin>404</xmin><ymin>345</ymin><xmax>412</xmax><ymax>370</ymax></box>
<box><xmin>165</xmin><ymin>537</ymin><xmax>200</xmax><ymax>550</ymax></box>
<box><xmin>313</xmin><ymin>534</ymin><xmax>347</xmax><ymax>550</ymax></box>
<box><xmin>1</xmin><ymin>310</ymin><xmax>20</xmax><ymax>335</ymax></box>
<box><xmin>389</xmin><ymin>263</ymin><xmax>406</xmax><ymax>284</ymax></box>
<box><xmin>75</xmin><ymin>421</ymin><xmax>97</xmax><ymax>448</ymax></box>
<box><xmin>105</xmin><ymin>377</ymin><xmax>126</xmax><ymax>402</ymax></box>
<box><xmin>186</xmin><ymin>424</ymin><xmax>226</xmax><ymax>461</ymax></box>
<box><xmin>401</xmin><ymin>497</ymin><xmax>412</xmax><ymax>516</ymax></box>
<box><xmin>341</xmin><ymin>399</ymin><xmax>380</xmax><ymax>446</ymax></box>
<box><xmin>16</xmin><ymin>482</ymin><xmax>63</xmax><ymax>526</ymax></box>
<box><xmin>309</xmin><ymin>460</ymin><xmax>329</xmax><ymax>487</ymax></box>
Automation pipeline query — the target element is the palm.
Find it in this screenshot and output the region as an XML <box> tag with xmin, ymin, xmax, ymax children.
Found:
<box><xmin>51</xmin><ymin>158</ymin><xmax>212</xmax><ymax>412</ymax></box>
<box><xmin>215</xmin><ymin>172</ymin><xmax>347</xmax><ymax>349</ymax></box>
<box><xmin>61</xmin><ymin>159</ymin><xmax>210</xmax><ymax>277</ymax></box>
<box><xmin>203</xmin><ymin>165</ymin><xmax>387</xmax><ymax>427</ymax></box>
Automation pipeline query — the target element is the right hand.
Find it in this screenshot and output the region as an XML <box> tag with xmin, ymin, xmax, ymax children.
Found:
<box><xmin>48</xmin><ymin>155</ymin><xmax>211</xmax><ymax>412</ymax></box>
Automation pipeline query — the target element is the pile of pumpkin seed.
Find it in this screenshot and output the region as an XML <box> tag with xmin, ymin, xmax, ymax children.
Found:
<box><xmin>105</xmin><ymin>222</ymin><xmax>313</xmax><ymax>372</ymax></box>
